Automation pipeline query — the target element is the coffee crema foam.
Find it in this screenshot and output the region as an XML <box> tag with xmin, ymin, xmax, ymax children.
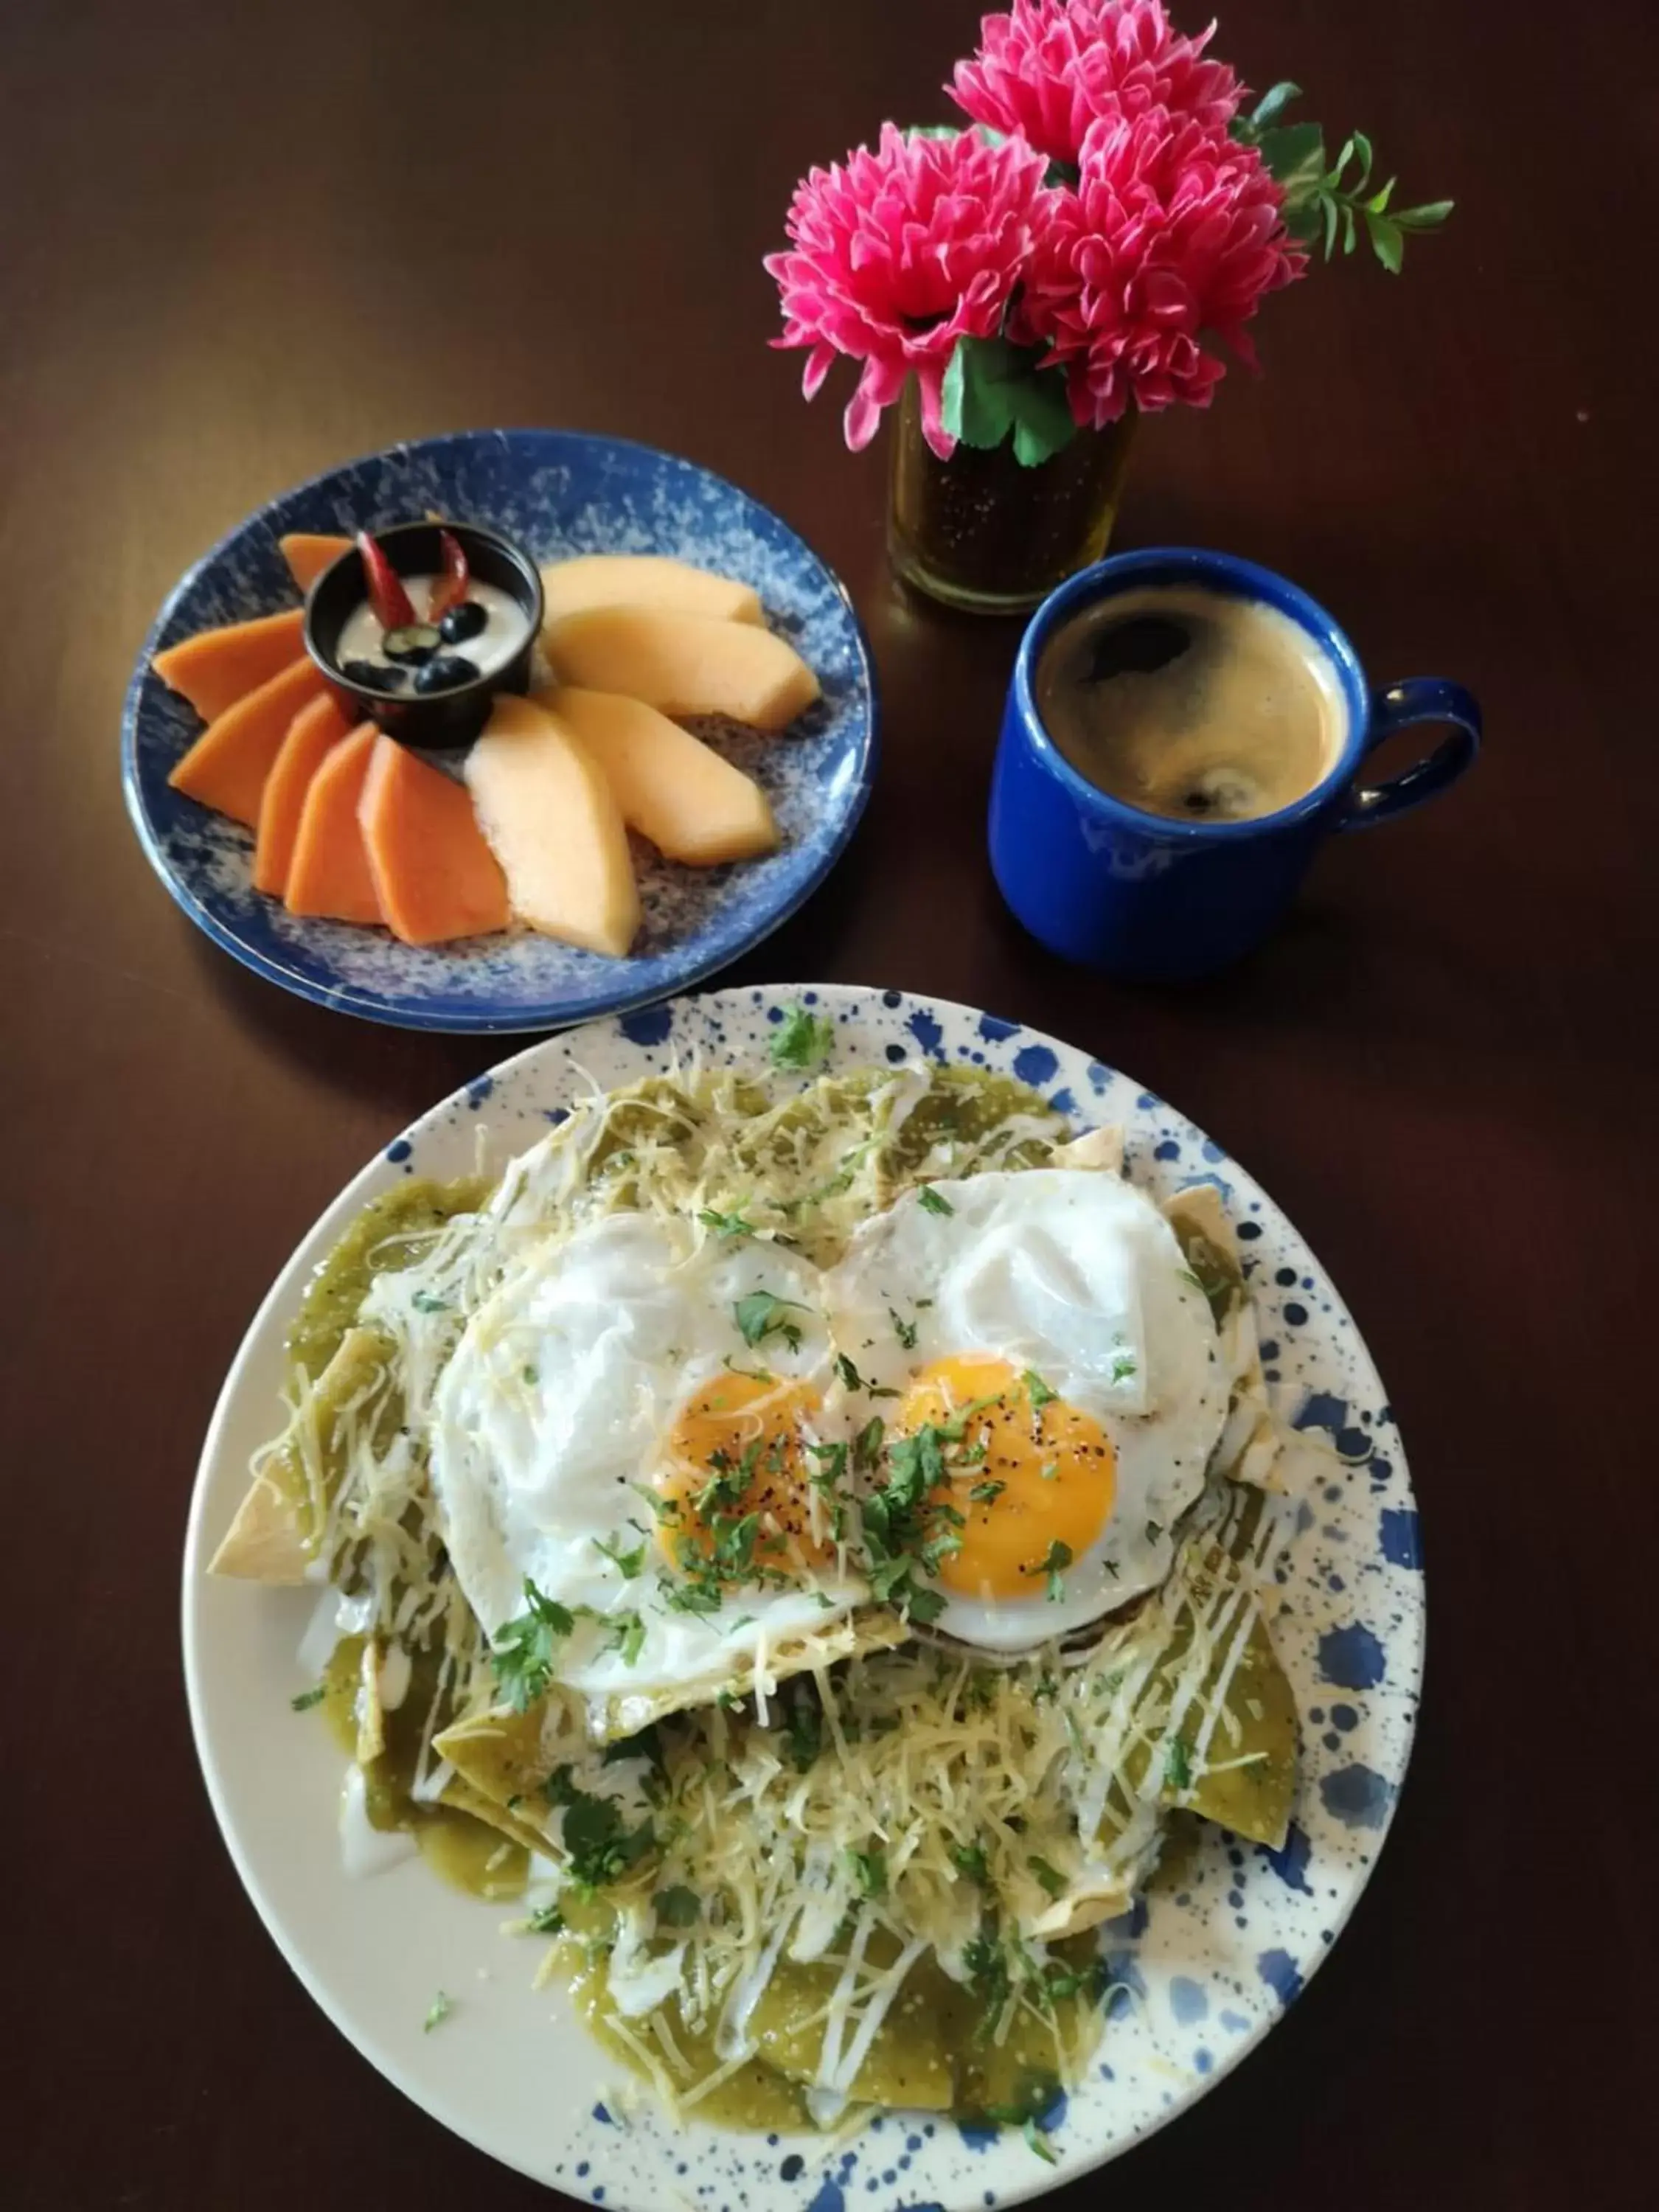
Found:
<box><xmin>1035</xmin><ymin>584</ymin><xmax>1347</xmax><ymax>824</ymax></box>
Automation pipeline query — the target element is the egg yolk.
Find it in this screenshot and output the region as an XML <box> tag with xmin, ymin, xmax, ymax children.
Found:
<box><xmin>655</xmin><ymin>1372</ymin><xmax>833</xmax><ymax>1576</ymax></box>
<box><xmin>894</xmin><ymin>1355</ymin><xmax>1116</xmax><ymax>1600</ymax></box>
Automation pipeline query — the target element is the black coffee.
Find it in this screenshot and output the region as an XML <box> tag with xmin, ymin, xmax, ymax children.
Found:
<box><xmin>1035</xmin><ymin>585</ymin><xmax>1346</xmax><ymax>823</ymax></box>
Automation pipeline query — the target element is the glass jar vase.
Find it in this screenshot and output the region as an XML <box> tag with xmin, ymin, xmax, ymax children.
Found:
<box><xmin>886</xmin><ymin>380</ymin><xmax>1137</xmax><ymax>615</ymax></box>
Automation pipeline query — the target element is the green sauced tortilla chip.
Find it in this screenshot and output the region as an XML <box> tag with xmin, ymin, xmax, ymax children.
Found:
<box><xmin>210</xmin><ymin>1326</ymin><xmax>397</xmax><ymax>1577</ymax></box>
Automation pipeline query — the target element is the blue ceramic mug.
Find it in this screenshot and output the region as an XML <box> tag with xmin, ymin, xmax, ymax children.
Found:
<box><xmin>988</xmin><ymin>548</ymin><xmax>1481</xmax><ymax>979</ymax></box>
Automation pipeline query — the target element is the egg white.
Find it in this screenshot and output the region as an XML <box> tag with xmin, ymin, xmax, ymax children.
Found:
<box><xmin>430</xmin><ymin>1211</ymin><xmax>863</xmax><ymax>1703</ymax></box>
<box><xmin>822</xmin><ymin>1168</ymin><xmax>1228</xmax><ymax>1649</ymax></box>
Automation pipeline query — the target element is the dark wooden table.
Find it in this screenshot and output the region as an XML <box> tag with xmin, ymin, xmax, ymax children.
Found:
<box><xmin>5</xmin><ymin>1</ymin><xmax>1652</xmax><ymax>2205</ymax></box>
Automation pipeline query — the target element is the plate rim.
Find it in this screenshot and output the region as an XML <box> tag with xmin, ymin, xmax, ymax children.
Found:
<box><xmin>181</xmin><ymin>981</ymin><xmax>1424</xmax><ymax>2205</ymax></box>
<box><xmin>122</xmin><ymin>428</ymin><xmax>880</xmax><ymax>1034</ymax></box>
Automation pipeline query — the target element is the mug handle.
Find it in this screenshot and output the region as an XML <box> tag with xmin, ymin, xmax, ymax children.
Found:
<box><xmin>1338</xmin><ymin>678</ymin><xmax>1482</xmax><ymax>832</ymax></box>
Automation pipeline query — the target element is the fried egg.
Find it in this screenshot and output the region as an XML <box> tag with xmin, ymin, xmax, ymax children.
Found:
<box><xmin>822</xmin><ymin>1169</ymin><xmax>1227</xmax><ymax>1649</ymax></box>
<box><xmin>431</xmin><ymin>1212</ymin><xmax>863</xmax><ymax>1704</ymax></box>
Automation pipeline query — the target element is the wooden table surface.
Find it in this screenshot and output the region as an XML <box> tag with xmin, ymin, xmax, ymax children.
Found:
<box><xmin>5</xmin><ymin>1</ymin><xmax>1652</xmax><ymax>2205</ymax></box>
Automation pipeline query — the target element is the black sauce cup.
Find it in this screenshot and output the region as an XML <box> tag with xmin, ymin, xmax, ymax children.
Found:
<box><xmin>303</xmin><ymin>520</ymin><xmax>544</xmax><ymax>751</ymax></box>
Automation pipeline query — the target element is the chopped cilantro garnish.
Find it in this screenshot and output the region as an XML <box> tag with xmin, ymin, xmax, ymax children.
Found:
<box><xmin>951</xmin><ymin>1843</ymin><xmax>989</xmax><ymax>1882</ymax></box>
<box><xmin>662</xmin><ymin>1580</ymin><xmax>724</xmax><ymax>1615</ymax></box>
<box><xmin>654</xmin><ymin>1885</ymin><xmax>700</xmax><ymax>1929</ymax></box>
<box><xmin>853</xmin><ymin>1415</ymin><xmax>886</xmax><ymax>1469</ymax></box>
<box><xmin>846</xmin><ymin>1846</ymin><xmax>887</xmax><ymax>1898</ymax></box>
<box><xmin>544</xmin><ymin>1768</ymin><xmax>656</xmax><ymax>1892</ymax></box>
<box><xmin>521</xmin><ymin>1364</ymin><xmax>538</xmax><ymax>1387</ymax></box>
<box><xmin>290</xmin><ymin>1685</ymin><xmax>327</xmax><ymax>1713</ymax></box>
<box><xmin>526</xmin><ymin>1902</ymin><xmax>565</xmax><ymax>1935</ymax></box>
<box><xmin>594</xmin><ymin>1531</ymin><xmax>647</xmax><ymax>1579</ymax></box>
<box><xmin>1164</xmin><ymin>1735</ymin><xmax>1193</xmax><ymax>1792</ymax></box>
<box><xmin>1022</xmin><ymin>1368</ymin><xmax>1057</xmax><ymax>1409</ymax></box>
<box><xmin>807</xmin><ymin>1439</ymin><xmax>847</xmax><ymax>1486</ymax></box>
<box><xmin>720</xmin><ymin>1511</ymin><xmax>762</xmax><ymax>1577</ymax></box>
<box><xmin>963</xmin><ymin>1930</ymin><xmax>1011</xmax><ymax>2028</ymax></box>
<box><xmin>1029</xmin><ymin>1856</ymin><xmax>1066</xmax><ymax>1899</ymax></box>
<box><xmin>1110</xmin><ymin>1351</ymin><xmax>1138</xmax><ymax>1383</ymax></box>
<box><xmin>889</xmin><ymin>1308</ymin><xmax>919</xmax><ymax>1350</ymax></box>
<box><xmin>699</xmin><ymin>1206</ymin><xmax>755</xmax><ymax>1240</ymax></box>
<box><xmin>423</xmin><ymin>1990</ymin><xmax>452</xmax><ymax>2032</ymax></box>
<box><xmin>411</xmin><ymin>1290</ymin><xmax>449</xmax><ymax>1315</ymax></box>
<box><xmin>968</xmin><ymin>1478</ymin><xmax>1006</xmax><ymax>1506</ymax></box>
<box><xmin>607</xmin><ymin>1613</ymin><xmax>647</xmax><ymax>1666</ymax></box>
<box><xmin>917</xmin><ymin>1185</ymin><xmax>955</xmax><ymax>1217</ymax></box>
<box><xmin>734</xmin><ymin>1288</ymin><xmax>807</xmax><ymax>1354</ymax></box>
<box><xmin>805</xmin><ymin>1441</ymin><xmax>849</xmax><ymax>1539</ymax></box>
<box><xmin>1028</xmin><ymin>1539</ymin><xmax>1073</xmax><ymax>1601</ymax></box>
<box><xmin>1023</xmin><ymin>2118</ymin><xmax>1058</xmax><ymax>2164</ymax></box>
<box><xmin>769</xmin><ymin>1003</ymin><xmax>835</xmax><ymax>1071</ymax></box>
<box><xmin>1145</xmin><ymin>1520</ymin><xmax>1163</xmax><ymax>1545</ymax></box>
<box><xmin>697</xmin><ymin>1442</ymin><xmax>757</xmax><ymax>1517</ymax></box>
<box><xmin>491</xmin><ymin>1579</ymin><xmax>576</xmax><ymax>1711</ymax></box>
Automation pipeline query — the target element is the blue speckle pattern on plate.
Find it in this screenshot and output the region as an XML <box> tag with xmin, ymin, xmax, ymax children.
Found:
<box><xmin>183</xmin><ymin>986</ymin><xmax>1422</xmax><ymax>2211</ymax></box>
<box><xmin>122</xmin><ymin>432</ymin><xmax>877</xmax><ymax>1032</ymax></box>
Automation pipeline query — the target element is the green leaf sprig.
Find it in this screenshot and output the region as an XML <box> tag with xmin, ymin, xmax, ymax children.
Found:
<box><xmin>1231</xmin><ymin>82</ymin><xmax>1452</xmax><ymax>271</ymax></box>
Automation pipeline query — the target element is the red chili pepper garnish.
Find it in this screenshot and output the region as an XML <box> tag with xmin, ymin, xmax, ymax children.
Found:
<box><xmin>426</xmin><ymin>528</ymin><xmax>471</xmax><ymax>623</ymax></box>
<box><xmin>357</xmin><ymin>529</ymin><xmax>416</xmax><ymax>632</ymax></box>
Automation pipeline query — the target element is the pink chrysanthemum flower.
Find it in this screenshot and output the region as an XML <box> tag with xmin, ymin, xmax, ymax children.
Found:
<box><xmin>949</xmin><ymin>0</ymin><xmax>1243</xmax><ymax>170</ymax></box>
<box><xmin>764</xmin><ymin>122</ymin><xmax>1050</xmax><ymax>458</ymax></box>
<box><xmin>1017</xmin><ymin>107</ymin><xmax>1304</xmax><ymax>428</ymax></box>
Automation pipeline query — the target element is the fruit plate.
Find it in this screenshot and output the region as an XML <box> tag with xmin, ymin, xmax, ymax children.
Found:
<box><xmin>183</xmin><ymin>984</ymin><xmax>1424</xmax><ymax>2209</ymax></box>
<box><xmin>122</xmin><ymin>432</ymin><xmax>877</xmax><ymax>1032</ymax></box>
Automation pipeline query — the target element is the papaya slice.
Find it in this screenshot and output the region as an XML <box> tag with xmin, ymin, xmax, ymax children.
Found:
<box><xmin>167</xmin><ymin>656</ymin><xmax>329</xmax><ymax>828</ymax></box>
<box><xmin>253</xmin><ymin>692</ymin><xmax>355</xmax><ymax>895</ymax></box>
<box><xmin>153</xmin><ymin>608</ymin><xmax>307</xmax><ymax>723</ymax></box>
<box><xmin>358</xmin><ymin>735</ymin><xmax>510</xmax><ymax>945</ymax></box>
<box><xmin>279</xmin><ymin>532</ymin><xmax>352</xmax><ymax>593</ymax></box>
<box><xmin>285</xmin><ymin>726</ymin><xmax>383</xmax><ymax>925</ymax></box>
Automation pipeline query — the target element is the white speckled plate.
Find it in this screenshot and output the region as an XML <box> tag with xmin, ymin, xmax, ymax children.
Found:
<box><xmin>182</xmin><ymin>985</ymin><xmax>1422</xmax><ymax>2208</ymax></box>
<box><xmin>124</xmin><ymin>431</ymin><xmax>877</xmax><ymax>1032</ymax></box>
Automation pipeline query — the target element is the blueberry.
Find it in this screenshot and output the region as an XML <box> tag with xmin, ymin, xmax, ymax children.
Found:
<box><xmin>439</xmin><ymin>599</ymin><xmax>488</xmax><ymax>645</ymax></box>
<box><xmin>340</xmin><ymin>658</ymin><xmax>406</xmax><ymax>695</ymax></box>
<box><xmin>412</xmin><ymin>653</ymin><xmax>479</xmax><ymax>695</ymax></box>
<box><xmin>381</xmin><ymin>622</ymin><xmax>441</xmax><ymax>665</ymax></box>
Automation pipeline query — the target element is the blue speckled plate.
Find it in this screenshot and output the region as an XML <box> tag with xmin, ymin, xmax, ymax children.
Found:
<box><xmin>183</xmin><ymin>986</ymin><xmax>1422</xmax><ymax>2208</ymax></box>
<box><xmin>122</xmin><ymin>432</ymin><xmax>877</xmax><ymax>1032</ymax></box>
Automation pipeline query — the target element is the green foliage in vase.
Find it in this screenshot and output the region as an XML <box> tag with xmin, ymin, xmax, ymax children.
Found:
<box><xmin>939</xmin><ymin>335</ymin><xmax>1076</xmax><ymax>467</ymax></box>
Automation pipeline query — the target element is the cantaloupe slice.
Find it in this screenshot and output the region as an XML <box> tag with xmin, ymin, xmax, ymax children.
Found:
<box><xmin>542</xmin><ymin>607</ymin><xmax>819</xmax><ymax>733</ymax></box>
<box><xmin>279</xmin><ymin>532</ymin><xmax>352</xmax><ymax>593</ymax></box>
<box><xmin>285</xmin><ymin>725</ymin><xmax>383</xmax><ymax>925</ymax></box>
<box><xmin>358</xmin><ymin>734</ymin><xmax>511</xmax><ymax>945</ymax></box>
<box><xmin>539</xmin><ymin>554</ymin><xmax>763</xmax><ymax>627</ymax></box>
<box><xmin>167</xmin><ymin>656</ymin><xmax>330</xmax><ymax>828</ymax></box>
<box><xmin>540</xmin><ymin>685</ymin><xmax>778</xmax><ymax>866</ymax></box>
<box><xmin>253</xmin><ymin>692</ymin><xmax>355</xmax><ymax>894</ymax></box>
<box><xmin>153</xmin><ymin>608</ymin><xmax>308</xmax><ymax>723</ymax></box>
<box><xmin>464</xmin><ymin>696</ymin><xmax>640</xmax><ymax>957</ymax></box>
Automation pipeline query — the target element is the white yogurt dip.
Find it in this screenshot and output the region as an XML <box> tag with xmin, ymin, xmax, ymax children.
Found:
<box><xmin>334</xmin><ymin>574</ymin><xmax>528</xmax><ymax>682</ymax></box>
